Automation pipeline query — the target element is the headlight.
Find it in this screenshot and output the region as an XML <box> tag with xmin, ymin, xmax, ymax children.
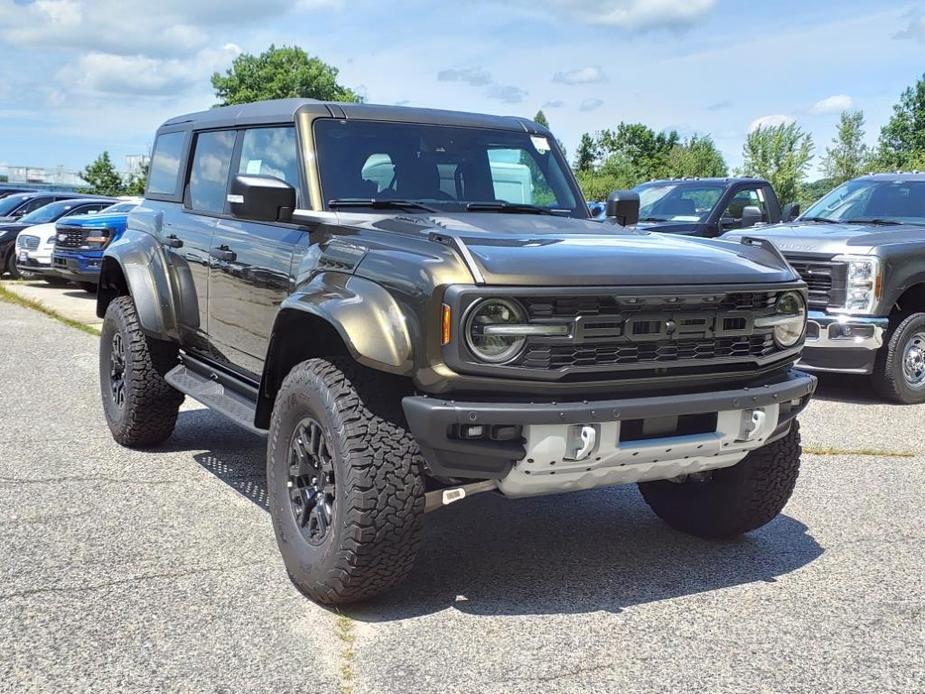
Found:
<box><xmin>833</xmin><ymin>255</ymin><xmax>881</xmax><ymax>315</ymax></box>
<box><xmin>47</xmin><ymin>236</ymin><xmax>57</xmax><ymax>245</ymax></box>
<box><xmin>756</xmin><ymin>291</ymin><xmax>806</xmax><ymax>348</ymax></box>
<box><xmin>465</xmin><ymin>298</ymin><xmax>527</xmax><ymax>363</ymax></box>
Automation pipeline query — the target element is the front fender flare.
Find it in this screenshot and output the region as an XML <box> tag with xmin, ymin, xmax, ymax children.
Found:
<box><xmin>97</xmin><ymin>229</ymin><xmax>176</xmax><ymax>340</ymax></box>
<box><xmin>278</xmin><ymin>272</ymin><xmax>414</xmax><ymax>372</ymax></box>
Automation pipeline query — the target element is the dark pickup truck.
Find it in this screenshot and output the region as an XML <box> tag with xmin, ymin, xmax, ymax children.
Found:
<box><xmin>632</xmin><ymin>177</ymin><xmax>799</xmax><ymax>238</ymax></box>
<box><xmin>726</xmin><ymin>173</ymin><xmax>925</xmax><ymax>403</ymax></box>
<box><xmin>95</xmin><ymin>99</ymin><xmax>815</xmax><ymax>603</ymax></box>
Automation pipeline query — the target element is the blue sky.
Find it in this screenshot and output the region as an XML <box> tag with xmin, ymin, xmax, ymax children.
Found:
<box><xmin>1</xmin><ymin>0</ymin><xmax>924</xmax><ymax>177</ymax></box>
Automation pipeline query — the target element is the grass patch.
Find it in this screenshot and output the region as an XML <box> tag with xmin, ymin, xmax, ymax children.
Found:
<box><xmin>804</xmin><ymin>445</ymin><xmax>915</xmax><ymax>458</ymax></box>
<box><xmin>335</xmin><ymin>613</ymin><xmax>356</xmax><ymax>694</ymax></box>
<box><xmin>0</xmin><ymin>284</ymin><xmax>100</xmax><ymax>336</ymax></box>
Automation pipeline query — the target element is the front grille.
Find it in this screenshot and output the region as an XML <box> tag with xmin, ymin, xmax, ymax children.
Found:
<box><xmin>491</xmin><ymin>290</ymin><xmax>791</xmax><ymax>374</ymax></box>
<box><xmin>785</xmin><ymin>257</ymin><xmax>846</xmax><ymax>309</ymax></box>
<box><xmin>55</xmin><ymin>225</ymin><xmax>88</xmax><ymax>249</ymax></box>
<box><xmin>17</xmin><ymin>235</ymin><xmax>39</xmax><ymax>250</ymax></box>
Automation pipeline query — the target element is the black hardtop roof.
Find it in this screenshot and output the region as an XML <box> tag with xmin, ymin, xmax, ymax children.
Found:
<box><xmin>158</xmin><ymin>98</ymin><xmax>550</xmax><ymax>136</ymax></box>
<box><xmin>637</xmin><ymin>176</ymin><xmax>771</xmax><ymax>187</ymax></box>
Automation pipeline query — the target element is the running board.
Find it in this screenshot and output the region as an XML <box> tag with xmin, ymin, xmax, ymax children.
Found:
<box><xmin>165</xmin><ymin>364</ymin><xmax>267</xmax><ymax>436</ymax></box>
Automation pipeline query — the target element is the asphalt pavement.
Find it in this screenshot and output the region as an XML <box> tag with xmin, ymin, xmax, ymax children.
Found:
<box><xmin>1</xmin><ymin>300</ymin><xmax>923</xmax><ymax>693</ymax></box>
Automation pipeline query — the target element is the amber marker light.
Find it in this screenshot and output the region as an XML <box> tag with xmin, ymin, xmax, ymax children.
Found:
<box><xmin>441</xmin><ymin>303</ymin><xmax>452</xmax><ymax>345</ymax></box>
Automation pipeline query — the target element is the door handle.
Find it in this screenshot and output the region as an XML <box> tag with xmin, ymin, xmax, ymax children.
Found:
<box><xmin>210</xmin><ymin>245</ymin><xmax>237</xmax><ymax>262</ymax></box>
<box><xmin>164</xmin><ymin>234</ymin><xmax>183</xmax><ymax>248</ymax></box>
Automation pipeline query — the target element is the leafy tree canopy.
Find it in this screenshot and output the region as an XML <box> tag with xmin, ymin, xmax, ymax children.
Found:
<box><xmin>821</xmin><ymin>110</ymin><xmax>870</xmax><ymax>185</ymax></box>
<box><xmin>81</xmin><ymin>151</ymin><xmax>125</xmax><ymax>196</ymax></box>
<box><xmin>212</xmin><ymin>45</ymin><xmax>362</xmax><ymax>106</ymax></box>
<box><xmin>738</xmin><ymin>122</ymin><xmax>814</xmax><ymax>206</ymax></box>
<box><xmin>877</xmin><ymin>73</ymin><xmax>925</xmax><ymax>170</ymax></box>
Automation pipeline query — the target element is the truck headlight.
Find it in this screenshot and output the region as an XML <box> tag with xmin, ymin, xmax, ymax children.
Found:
<box><xmin>465</xmin><ymin>298</ymin><xmax>527</xmax><ymax>363</ymax></box>
<box><xmin>756</xmin><ymin>291</ymin><xmax>806</xmax><ymax>348</ymax></box>
<box><xmin>833</xmin><ymin>255</ymin><xmax>881</xmax><ymax>315</ymax></box>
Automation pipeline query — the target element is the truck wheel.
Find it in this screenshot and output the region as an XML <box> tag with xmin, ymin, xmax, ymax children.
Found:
<box><xmin>872</xmin><ymin>313</ymin><xmax>925</xmax><ymax>404</ymax></box>
<box><xmin>4</xmin><ymin>248</ymin><xmax>21</xmax><ymax>280</ymax></box>
<box><xmin>267</xmin><ymin>358</ymin><xmax>425</xmax><ymax>604</ymax></box>
<box><xmin>99</xmin><ymin>296</ymin><xmax>183</xmax><ymax>447</ymax></box>
<box><xmin>638</xmin><ymin>423</ymin><xmax>801</xmax><ymax>539</ymax></box>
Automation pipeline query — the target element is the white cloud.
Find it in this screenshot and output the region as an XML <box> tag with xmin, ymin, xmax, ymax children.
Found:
<box><xmin>487</xmin><ymin>84</ymin><xmax>528</xmax><ymax>103</ymax></box>
<box><xmin>437</xmin><ymin>67</ymin><xmax>493</xmax><ymax>86</ymax></box>
<box><xmin>486</xmin><ymin>0</ymin><xmax>716</xmax><ymax>30</ymax></box>
<box><xmin>809</xmin><ymin>94</ymin><xmax>853</xmax><ymax>115</ymax></box>
<box><xmin>579</xmin><ymin>97</ymin><xmax>604</xmax><ymax>112</ymax></box>
<box><xmin>552</xmin><ymin>65</ymin><xmax>606</xmax><ymax>85</ymax></box>
<box><xmin>748</xmin><ymin>114</ymin><xmax>795</xmax><ymax>132</ymax></box>
<box><xmin>0</xmin><ymin>0</ymin><xmax>337</xmax><ymax>57</ymax></box>
<box><xmin>894</xmin><ymin>12</ymin><xmax>925</xmax><ymax>42</ymax></box>
<box><xmin>542</xmin><ymin>99</ymin><xmax>565</xmax><ymax>108</ymax></box>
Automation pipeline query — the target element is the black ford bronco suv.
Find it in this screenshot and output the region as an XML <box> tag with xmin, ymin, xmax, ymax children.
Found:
<box><xmin>725</xmin><ymin>173</ymin><xmax>925</xmax><ymax>403</ymax></box>
<box><xmin>96</xmin><ymin>99</ymin><xmax>816</xmax><ymax>604</ymax></box>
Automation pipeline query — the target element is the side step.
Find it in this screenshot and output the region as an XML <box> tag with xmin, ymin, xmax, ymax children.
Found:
<box><xmin>165</xmin><ymin>363</ymin><xmax>267</xmax><ymax>437</ymax></box>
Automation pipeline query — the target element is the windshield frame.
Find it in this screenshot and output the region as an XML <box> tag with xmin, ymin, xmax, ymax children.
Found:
<box><xmin>800</xmin><ymin>178</ymin><xmax>925</xmax><ymax>226</ymax></box>
<box><xmin>312</xmin><ymin>118</ymin><xmax>589</xmax><ymax>219</ymax></box>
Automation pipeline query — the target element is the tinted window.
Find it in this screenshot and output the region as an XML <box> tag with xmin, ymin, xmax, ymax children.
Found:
<box><xmin>148</xmin><ymin>131</ymin><xmax>187</xmax><ymax>196</ymax></box>
<box><xmin>0</xmin><ymin>194</ymin><xmax>32</xmax><ymax>216</ymax></box>
<box><xmin>17</xmin><ymin>197</ymin><xmax>54</xmax><ymax>216</ymax></box>
<box><xmin>635</xmin><ymin>183</ymin><xmax>724</xmax><ymax>222</ymax></box>
<box><xmin>802</xmin><ymin>179</ymin><xmax>925</xmax><ymax>225</ymax></box>
<box><xmin>722</xmin><ymin>187</ymin><xmax>769</xmax><ymax>221</ymax></box>
<box><xmin>314</xmin><ymin>120</ymin><xmax>582</xmax><ymax>216</ymax></box>
<box><xmin>188</xmin><ymin>130</ymin><xmax>236</xmax><ymax>214</ymax></box>
<box><xmin>238</xmin><ymin>127</ymin><xmax>300</xmax><ymax>202</ymax></box>
<box><xmin>19</xmin><ymin>200</ymin><xmax>76</xmax><ymax>224</ymax></box>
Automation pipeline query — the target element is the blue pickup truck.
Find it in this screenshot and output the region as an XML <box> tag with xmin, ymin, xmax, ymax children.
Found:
<box><xmin>51</xmin><ymin>200</ymin><xmax>139</xmax><ymax>291</ymax></box>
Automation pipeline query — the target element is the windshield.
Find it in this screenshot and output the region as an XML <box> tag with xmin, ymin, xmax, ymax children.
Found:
<box><xmin>634</xmin><ymin>182</ymin><xmax>725</xmax><ymax>223</ymax></box>
<box><xmin>102</xmin><ymin>202</ymin><xmax>138</xmax><ymax>214</ymax></box>
<box><xmin>0</xmin><ymin>194</ymin><xmax>32</xmax><ymax>217</ymax></box>
<box><xmin>314</xmin><ymin>119</ymin><xmax>585</xmax><ymax>217</ymax></box>
<box><xmin>19</xmin><ymin>200</ymin><xmax>86</xmax><ymax>224</ymax></box>
<box><xmin>802</xmin><ymin>179</ymin><xmax>925</xmax><ymax>225</ymax></box>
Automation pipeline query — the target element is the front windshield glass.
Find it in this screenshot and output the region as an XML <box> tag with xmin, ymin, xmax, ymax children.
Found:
<box><xmin>314</xmin><ymin>119</ymin><xmax>584</xmax><ymax>217</ymax></box>
<box><xmin>802</xmin><ymin>179</ymin><xmax>925</xmax><ymax>225</ymax></box>
<box><xmin>634</xmin><ymin>182</ymin><xmax>725</xmax><ymax>222</ymax></box>
<box><xmin>0</xmin><ymin>194</ymin><xmax>31</xmax><ymax>216</ymax></box>
<box><xmin>102</xmin><ymin>202</ymin><xmax>138</xmax><ymax>214</ymax></box>
<box><xmin>19</xmin><ymin>200</ymin><xmax>76</xmax><ymax>224</ymax></box>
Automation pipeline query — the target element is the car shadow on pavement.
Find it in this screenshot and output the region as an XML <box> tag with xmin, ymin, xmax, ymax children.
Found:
<box><xmin>810</xmin><ymin>372</ymin><xmax>883</xmax><ymax>404</ymax></box>
<box><xmin>170</xmin><ymin>408</ymin><xmax>824</xmax><ymax>620</ymax></box>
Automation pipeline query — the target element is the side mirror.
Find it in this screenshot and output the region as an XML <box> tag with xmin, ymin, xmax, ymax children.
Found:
<box><xmin>605</xmin><ymin>190</ymin><xmax>640</xmax><ymax>226</ymax></box>
<box><xmin>781</xmin><ymin>202</ymin><xmax>800</xmax><ymax>222</ymax></box>
<box><xmin>228</xmin><ymin>174</ymin><xmax>295</xmax><ymax>223</ymax></box>
<box><xmin>740</xmin><ymin>205</ymin><xmax>762</xmax><ymax>228</ymax></box>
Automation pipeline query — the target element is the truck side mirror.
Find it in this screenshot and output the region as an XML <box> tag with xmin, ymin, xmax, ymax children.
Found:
<box><xmin>781</xmin><ymin>202</ymin><xmax>800</xmax><ymax>222</ymax></box>
<box><xmin>228</xmin><ymin>174</ymin><xmax>295</xmax><ymax>223</ymax></box>
<box><xmin>606</xmin><ymin>190</ymin><xmax>640</xmax><ymax>226</ymax></box>
<box><xmin>740</xmin><ymin>205</ymin><xmax>762</xmax><ymax>228</ymax></box>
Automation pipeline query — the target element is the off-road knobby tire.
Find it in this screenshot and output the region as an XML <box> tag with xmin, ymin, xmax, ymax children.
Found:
<box><xmin>100</xmin><ymin>296</ymin><xmax>183</xmax><ymax>447</ymax></box>
<box><xmin>267</xmin><ymin>358</ymin><xmax>425</xmax><ymax>605</ymax></box>
<box><xmin>638</xmin><ymin>422</ymin><xmax>801</xmax><ymax>539</ymax></box>
<box><xmin>872</xmin><ymin>312</ymin><xmax>925</xmax><ymax>404</ymax></box>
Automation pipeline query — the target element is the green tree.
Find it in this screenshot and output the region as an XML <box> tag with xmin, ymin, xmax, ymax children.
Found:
<box><xmin>802</xmin><ymin>177</ymin><xmax>835</xmax><ymax>207</ymax></box>
<box><xmin>877</xmin><ymin>74</ymin><xmax>925</xmax><ymax>170</ymax></box>
<box><xmin>738</xmin><ymin>122</ymin><xmax>814</xmax><ymax>205</ymax></box>
<box><xmin>124</xmin><ymin>161</ymin><xmax>149</xmax><ymax>196</ymax></box>
<box><xmin>533</xmin><ymin>110</ymin><xmax>549</xmax><ymax>128</ymax></box>
<box><xmin>573</xmin><ymin>133</ymin><xmax>599</xmax><ymax>173</ymax></box>
<box><xmin>821</xmin><ymin>110</ymin><xmax>870</xmax><ymax>185</ymax></box>
<box><xmin>211</xmin><ymin>45</ymin><xmax>362</xmax><ymax>106</ymax></box>
<box><xmin>81</xmin><ymin>151</ymin><xmax>125</xmax><ymax>196</ymax></box>
<box><xmin>665</xmin><ymin>134</ymin><xmax>727</xmax><ymax>178</ymax></box>
<box><xmin>599</xmin><ymin>123</ymin><xmax>680</xmax><ymax>181</ymax></box>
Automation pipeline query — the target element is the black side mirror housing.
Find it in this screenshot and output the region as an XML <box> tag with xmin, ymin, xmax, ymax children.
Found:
<box><xmin>740</xmin><ymin>205</ymin><xmax>762</xmax><ymax>228</ymax></box>
<box><xmin>781</xmin><ymin>202</ymin><xmax>800</xmax><ymax>222</ymax></box>
<box><xmin>229</xmin><ymin>174</ymin><xmax>295</xmax><ymax>223</ymax></box>
<box><xmin>605</xmin><ymin>190</ymin><xmax>640</xmax><ymax>226</ymax></box>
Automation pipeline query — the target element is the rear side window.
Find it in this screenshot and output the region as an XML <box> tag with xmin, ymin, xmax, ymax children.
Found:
<box><xmin>238</xmin><ymin>127</ymin><xmax>301</xmax><ymax>202</ymax></box>
<box><xmin>148</xmin><ymin>132</ymin><xmax>187</xmax><ymax>196</ymax></box>
<box><xmin>188</xmin><ymin>130</ymin><xmax>236</xmax><ymax>214</ymax></box>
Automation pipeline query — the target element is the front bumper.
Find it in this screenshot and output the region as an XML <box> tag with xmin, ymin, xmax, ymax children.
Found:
<box><xmin>52</xmin><ymin>251</ymin><xmax>102</xmax><ymax>284</ymax></box>
<box><xmin>402</xmin><ymin>369</ymin><xmax>816</xmax><ymax>482</ymax></box>
<box><xmin>799</xmin><ymin>311</ymin><xmax>889</xmax><ymax>374</ymax></box>
<box><xmin>15</xmin><ymin>254</ymin><xmax>55</xmax><ymax>276</ymax></box>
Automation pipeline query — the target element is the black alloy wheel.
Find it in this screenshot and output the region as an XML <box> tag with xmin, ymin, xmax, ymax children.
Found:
<box><xmin>288</xmin><ymin>418</ymin><xmax>337</xmax><ymax>545</ymax></box>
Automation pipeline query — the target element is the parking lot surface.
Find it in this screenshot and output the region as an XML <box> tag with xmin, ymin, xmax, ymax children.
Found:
<box><xmin>1</xmin><ymin>300</ymin><xmax>923</xmax><ymax>693</ymax></box>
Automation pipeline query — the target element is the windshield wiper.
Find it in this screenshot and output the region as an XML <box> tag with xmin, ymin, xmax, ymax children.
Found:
<box><xmin>328</xmin><ymin>198</ymin><xmax>439</xmax><ymax>213</ymax></box>
<box><xmin>799</xmin><ymin>216</ymin><xmax>838</xmax><ymax>223</ymax></box>
<box><xmin>466</xmin><ymin>201</ymin><xmax>559</xmax><ymax>215</ymax></box>
<box><xmin>842</xmin><ymin>218</ymin><xmax>903</xmax><ymax>226</ymax></box>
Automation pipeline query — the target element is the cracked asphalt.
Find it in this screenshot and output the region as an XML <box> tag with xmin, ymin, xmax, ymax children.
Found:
<box><xmin>2</xmin><ymin>300</ymin><xmax>923</xmax><ymax>693</ymax></box>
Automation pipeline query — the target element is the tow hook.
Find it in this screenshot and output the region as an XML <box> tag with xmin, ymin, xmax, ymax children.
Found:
<box><xmin>424</xmin><ymin>480</ymin><xmax>498</xmax><ymax>513</ymax></box>
<box><xmin>740</xmin><ymin>407</ymin><xmax>767</xmax><ymax>441</ymax></box>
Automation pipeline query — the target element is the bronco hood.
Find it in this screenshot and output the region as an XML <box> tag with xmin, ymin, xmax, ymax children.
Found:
<box><xmin>723</xmin><ymin>220</ymin><xmax>925</xmax><ymax>256</ymax></box>
<box><xmin>357</xmin><ymin>211</ymin><xmax>797</xmax><ymax>286</ymax></box>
